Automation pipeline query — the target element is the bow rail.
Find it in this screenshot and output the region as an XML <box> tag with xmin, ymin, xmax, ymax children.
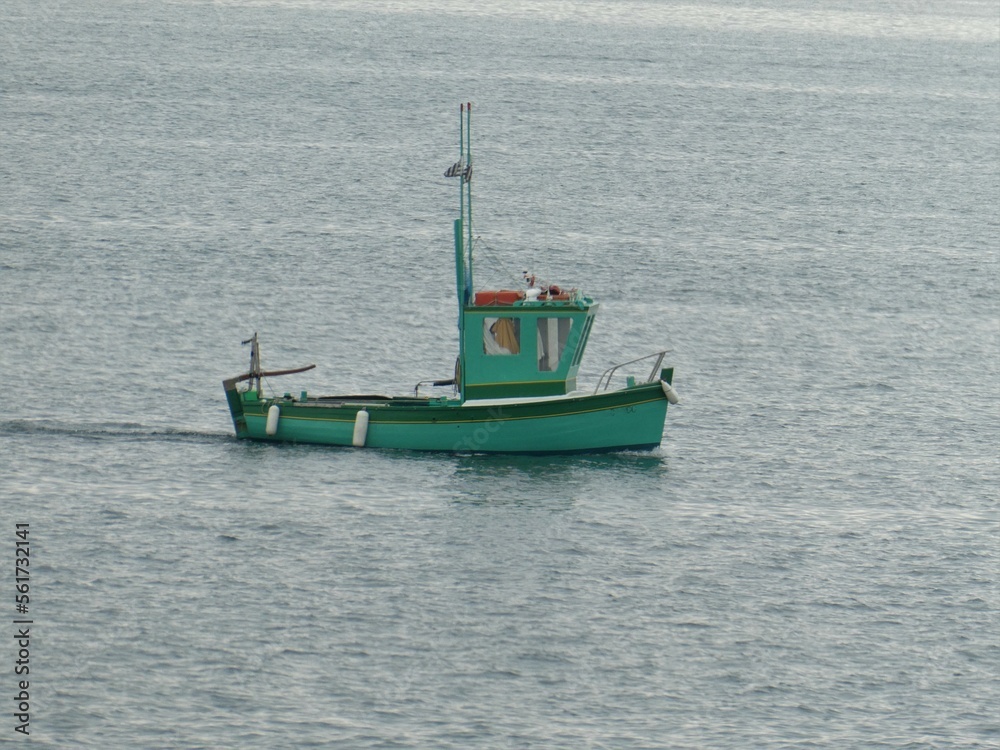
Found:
<box><xmin>594</xmin><ymin>350</ymin><xmax>670</xmax><ymax>394</ymax></box>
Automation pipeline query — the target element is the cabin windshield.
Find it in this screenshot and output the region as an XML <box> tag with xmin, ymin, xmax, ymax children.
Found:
<box><xmin>537</xmin><ymin>317</ymin><xmax>573</xmax><ymax>371</ymax></box>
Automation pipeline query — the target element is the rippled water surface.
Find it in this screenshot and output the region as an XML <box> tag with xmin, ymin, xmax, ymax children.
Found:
<box><xmin>1</xmin><ymin>1</ymin><xmax>997</xmax><ymax>747</ymax></box>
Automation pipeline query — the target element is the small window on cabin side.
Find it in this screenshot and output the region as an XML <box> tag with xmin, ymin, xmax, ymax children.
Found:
<box><xmin>483</xmin><ymin>317</ymin><xmax>521</xmax><ymax>355</ymax></box>
<box><xmin>537</xmin><ymin>318</ymin><xmax>573</xmax><ymax>371</ymax></box>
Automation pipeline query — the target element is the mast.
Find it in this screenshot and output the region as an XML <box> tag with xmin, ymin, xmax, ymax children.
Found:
<box><xmin>464</xmin><ymin>102</ymin><xmax>473</xmax><ymax>295</ymax></box>
<box><xmin>450</xmin><ymin>103</ymin><xmax>474</xmax><ymax>401</ymax></box>
<box><xmin>451</xmin><ymin>103</ymin><xmax>474</xmax><ymax>305</ymax></box>
<box><xmin>454</xmin><ymin>103</ymin><xmax>466</xmax><ymax>314</ymax></box>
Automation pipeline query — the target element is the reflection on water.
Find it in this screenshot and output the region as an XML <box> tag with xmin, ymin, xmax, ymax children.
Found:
<box><xmin>447</xmin><ymin>450</ymin><xmax>671</xmax><ymax>506</ymax></box>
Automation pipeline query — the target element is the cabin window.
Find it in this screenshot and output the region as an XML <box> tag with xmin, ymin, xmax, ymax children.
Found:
<box><xmin>483</xmin><ymin>317</ymin><xmax>521</xmax><ymax>355</ymax></box>
<box><xmin>537</xmin><ymin>318</ymin><xmax>573</xmax><ymax>371</ymax></box>
<box><xmin>571</xmin><ymin>316</ymin><xmax>594</xmax><ymax>366</ymax></box>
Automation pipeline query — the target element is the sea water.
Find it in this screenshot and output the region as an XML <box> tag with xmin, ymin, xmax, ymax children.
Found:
<box><xmin>1</xmin><ymin>1</ymin><xmax>997</xmax><ymax>747</ymax></box>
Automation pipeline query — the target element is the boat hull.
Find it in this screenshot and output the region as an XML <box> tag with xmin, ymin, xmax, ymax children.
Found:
<box><xmin>223</xmin><ymin>378</ymin><xmax>672</xmax><ymax>454</ymax></box>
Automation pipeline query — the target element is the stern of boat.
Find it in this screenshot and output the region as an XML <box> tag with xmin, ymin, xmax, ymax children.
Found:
<box><xmin>222</xmin><ymin>377</ymin><xmax>249</xmax><ymax>438</ymax></box>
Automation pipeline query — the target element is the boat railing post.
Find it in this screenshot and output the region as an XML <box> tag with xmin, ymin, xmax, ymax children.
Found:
<box><xmin>647</xmin><ymin>351</ymin><xmax>666</xmax><ymax>383</ymax></box>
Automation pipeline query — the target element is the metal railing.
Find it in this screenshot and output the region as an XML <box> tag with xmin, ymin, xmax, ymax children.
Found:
<box><xmin>594</xmin><ymin>350</ymin><xmax>669</xmax><ymax>394</ymax></box>
<box><xmin>414</xmin><ymin>378</ymin><xmax>457</xmax><ymax>397</ymax></box>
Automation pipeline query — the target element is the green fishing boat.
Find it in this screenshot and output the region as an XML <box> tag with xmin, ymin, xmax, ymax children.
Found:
<box><xmin>223</xmin><ymin>104</ymin><xmax>678</xmax><ymax>454</ymax></box>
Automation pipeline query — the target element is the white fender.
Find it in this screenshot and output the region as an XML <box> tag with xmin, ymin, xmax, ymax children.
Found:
<box><xmin>352</xmin><ymin>409</ymin><xmax>369</xmax><ymax>447</ymax></box>
<box><xmin>265</xmin><ymin>404</ymin><xmax>281</xmax><ymax>435</ymax></box>
<box><xmin>660</xmin><ymin>380</ymin><xmax>679</xmax><ymax>405</ymax></box>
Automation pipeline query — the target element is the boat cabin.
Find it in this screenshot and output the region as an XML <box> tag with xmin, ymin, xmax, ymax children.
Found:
<box><xmin>459</xmin><ymin>290</ymin><xmax>598</xmax><ymax>400</ymax></box>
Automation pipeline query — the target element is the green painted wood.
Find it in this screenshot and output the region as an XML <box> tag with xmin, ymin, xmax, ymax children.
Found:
<box><xmin>226</xmin><ymin>380</ymin><xmax>670</xmax><ymax>454</ymax></box>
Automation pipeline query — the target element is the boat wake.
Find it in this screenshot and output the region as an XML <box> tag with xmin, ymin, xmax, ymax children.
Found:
<box><xmin>0</xmin><ymin>418</ymin><xmax>229</xmax><ymax>443</ymax></box>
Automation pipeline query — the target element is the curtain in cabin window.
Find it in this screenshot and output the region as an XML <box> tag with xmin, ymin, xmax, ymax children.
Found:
<box><xmin>483</xmin><ymin>317</ymin><xmax>521</xmax><ymax>355</ymax></box>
